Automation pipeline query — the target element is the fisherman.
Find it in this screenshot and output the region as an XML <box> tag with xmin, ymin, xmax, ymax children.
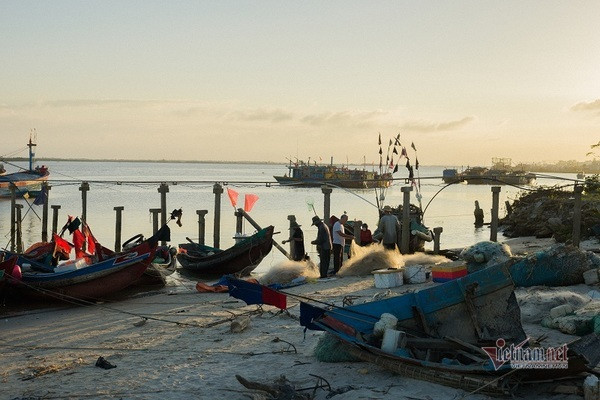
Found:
<box><xmin>282</xmin><ymin>221</ymin><xmax>306</xmax><ymax>261</ymax></box>
<box><xmin>360</xmin><ymin>223</ymin><xmax>373</xmax><ymax>246</ymax></box>
<box><xmin>374</xmin><ymin>205</ymin><xmax>401</xmax><ymax>251</ymax></box>
<box><xmin>332</xmin><ymin>213</ymin><xmax>354</xmax><ymax>275</ymax></box>
<box><xmin>474</xmin><ymin>200</ymin><xmax>484</xmax><ymax>227</ymax></box>
<box><xmin>310</xmin><ymin>215</ymin><xmax>332</xmax><ymax>278</ymax></box>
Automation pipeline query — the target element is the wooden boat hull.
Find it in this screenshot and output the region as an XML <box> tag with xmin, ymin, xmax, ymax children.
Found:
<box><xmin>0</xmin><ymin>170</ymin><xmax>49</xmax><ymax>197</ymax></box>
<box><xmin>133</xmin><ymin>246</ymin><xmax>177</xmax><ymax>286</ymax></box>
<box><xmin>177</xmin><ymin>226</ymin><xmax>274</xmax><ymax>276</ymax></box>
<box><xmin>3</xmin><ymin>240</ymin><xmax>156</xmax><ymax>301</ymax></box>
<box><xmin>301</xmin><ymin>263</ymin><xmax>591</xmax><ymax>395</ymax></box>
<box><xmin>274</xmin><ymin>176</ymin><xmax>391</xmax><ymax>189</ymax></box>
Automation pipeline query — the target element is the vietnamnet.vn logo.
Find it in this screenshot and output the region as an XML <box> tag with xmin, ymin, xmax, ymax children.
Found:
<box><xmin>482</xmin><ymin>338</ymin><xmax>569</xmax><ymax>370</ymax></box>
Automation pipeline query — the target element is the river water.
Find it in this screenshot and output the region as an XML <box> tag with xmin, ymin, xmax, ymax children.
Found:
<box><xmin>0</xmin><ymin>161</ymin><xmax>580</xmax><ymax>273</ymax></box>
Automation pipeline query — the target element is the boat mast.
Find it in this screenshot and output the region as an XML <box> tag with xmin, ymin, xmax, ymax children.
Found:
<box><xmin>27</xmin><ymin>129</ymin><xmax>37</xmax><ymax>171</ymax></box>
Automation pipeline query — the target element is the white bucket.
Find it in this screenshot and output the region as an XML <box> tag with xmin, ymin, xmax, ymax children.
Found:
<box><xmin>373</xmin><ymin>268</ymin><xmax>404</xmax><ymax>289</ymax></box>
<box><xmin>404</xmin><ymin>264</ymin><xmax>430</xmax><ymax>284</ymax></box>
<box><xmin>381</xmin><ymin>329</ymin><xmax>405</xmax><ymax>353</ymax></box>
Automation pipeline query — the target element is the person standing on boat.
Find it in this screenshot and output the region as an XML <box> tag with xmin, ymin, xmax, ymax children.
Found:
<box><xmin>283</xmin><ymin>221</ymin><xmax>306</xmax><ymax>261</ymax></box>
<box><xmin>332</xmin><ymin>213</ymin><xmax>354</xmax><ymax>275</ymax></box>
<box><xmin>310</xmin><ymin>216</ymin><xmax>332</xmax><ymax>278</ymax></box>
<box><xmin>375</xmin><ymin>205</ymin><xmax>401</xmax><ymax>251</ymax></box>
<box><xmin>474</xmin><ymin>200</ymin><xmax>484</xmax><ymax>227</ymax></box>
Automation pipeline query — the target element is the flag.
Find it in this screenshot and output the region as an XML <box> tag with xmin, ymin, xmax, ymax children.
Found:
<box><xmin>52</xmin><ymin>233</ymin><xmax>72</xmax><ymax>259</ymax></box>
<box><xmin>378</xmin><ymin>133</ymin><xmax>381</xmax><ymax>145</ymax></box>
<box><xmin>401</xmin><ymin>147</ymin><xmax>408</xmax><ymax>158</ymax></box>
<box><xmin>379</xmin><ymin>147</ymin><xmax>382</xmax><ymax>155</ymax></box>
<box><xmin>33</xmin><ymin>185</ymin><xmax>48</xmax><ymax>206</ymax></box>
<box><xmin>393</xmin><ymin>147</ymin><xmax>398</xmax><ymax>155</ymax></box>
<box><xmin>227</xmin><ymin>188</ymin><xmax>239</xmax><ymax>208</ymax></box>
<box><xmin>393</xmin><ymin>164</ymin><xmax>399</xmax><ymax>173</ymax></box>
<box><xmin>82</xmin><ymin>222</ymin><xmax>97</xmax><ymax>255</ymax></box>
<box><xmin>411</xmin><ymin>142</ymin><xmax>417</xmax><ymax>151</ymax></box>
<box><xmin>415</xmin><ymin>157</ymin><xmax>419</xmax><ymax>170</ymax></box>
<box><xmin>244</xmin><ymin>193</ymin><xmax>259</xmax><ymax>212</ymax></box>
<box><xmin>227</xmin><ymin>276</ymin><xmax>287</xmax><ymax>310</ymax></box>
<box><xmin>67</xmin><ymin>217</ymin><xmax>81</xmax><ymax>234</ymax></box>
<box><xmin>73</xmin><ymin>229</ymin><xmax>86</xmax><ymax>258</ymax></box>
<box><xmin>389</xmin><ymin>160</ymin><xmax>394</xmax><ymax>169</ymax></box>
<box><xmin>389</xmin><ymin>139</ymin><xmax>392</xmax><ymax>146</ymax></box>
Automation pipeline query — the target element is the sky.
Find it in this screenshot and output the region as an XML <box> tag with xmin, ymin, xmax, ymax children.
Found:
<box><xmin>1</xmin><ymin>1</ymin><xmax>599</xmax><ymax>167</ymax></box>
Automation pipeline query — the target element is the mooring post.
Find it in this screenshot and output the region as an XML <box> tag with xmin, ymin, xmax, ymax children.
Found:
<box><xmin>235</xmin><ymin>209</ymin><xmax>243</xmax><ymax>234</ymax></box>
<box><xmin>79</xmin><ymin>181</ymin><xmax>90</xmax><ymax>225</ymax></box>
<box><xmin>51</xmin><ymin>205</ymin><xmax>61</xmax><ymax>234</ymax></box>
<box><xmin>10</xmin><ymin>184</ymin><xmax>16</xmax><ymax>252</ymax></box>
<box><xmin>196</xmin><ymin>210</ymin><xmax>208</xmax><ymax>245</ymax></box>
<box><xmin>213</xmin><ymin>183</ymin><xmax>223</xmax><ymax>248</ymax></box>
<box><xmin>400</xmin><ymin>186</ymin><xmax>413</xmax><ymax>254</ymax></box>
<box><xmin>354</xmin><ymin>219</ymin><xmax>362</xmax><ymax>245</ymax></box>
<box><xmin>573</xmin><ymin>184</ymin><xmax>583</xmax><ymax>247</ymax></box>
<box><xmin>41</xmin><ymin>182</ymin><xmax>51</xmax><ymax>242</ymax></box>
<box><xmin>114</xmin><ymin>206</ymin><xmax>124</xmax><ymax>252</ymax></box>
<box><xmin>149</xmin><ymin>208</ymin><xmax>161</xmax><ymax>234</ymax></box>
<box><xmin>321</xmin><ymin>185</ymin><xmax>332</xmax><ymax>227</ymax></box>
<box><xmin>490</xmin><ymin>186</ymin><xmax>501</xmax><ymax>242</ymax></box>
<box><xmin>433</xmin><ymin>227</ymin><xmax>443</xmax><ymax>254</ymax></box>
<box><xmin>158</xmin><ymin>183</ymin><xmax>169</xmax><ymax>245</ymax></box>
<box><xmin>15</xmin><ymin>204</ymin><xmax>23</xmax><ymax>253</ymax></box>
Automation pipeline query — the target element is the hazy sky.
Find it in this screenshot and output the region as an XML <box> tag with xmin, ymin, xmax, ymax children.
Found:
<box><xmin>1</xmin><ymin>1</ymin><xmax>599</xmax><ymax>166</ymax></box>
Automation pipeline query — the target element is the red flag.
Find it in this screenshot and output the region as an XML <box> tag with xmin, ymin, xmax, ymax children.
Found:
<box><xmin>73</xmin><ymin>229</ymin><xmax>86</xmax><ymax>258</ymax></box>
<box><xmin>82</xmin><ymin>222</ymin><xmax>97</xmax><ymax>255</ymax></box>
<box><xmin>262</xmin><ymin>286</ymin><xmax>287</xmax><ymax>309</ymax></box>
<box><xmin>244</xmin><ymin>194</ymin><xmax>259</xmax><ymax>212</ymax></box>
<box><xmin>227</xmin><ymin>188</ymin><xmax>239</xmax><ymax>208</ymax></box>
<box><xmin>52</xmin><ymin>233</ymin><xmax>72</xmax><ymax>258</ymax></box>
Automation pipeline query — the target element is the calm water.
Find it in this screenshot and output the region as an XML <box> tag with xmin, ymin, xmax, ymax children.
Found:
<box><xmin>0</xmin><ymin>161</ymin><xmax>580</xmax><ymax>273</ymax></box>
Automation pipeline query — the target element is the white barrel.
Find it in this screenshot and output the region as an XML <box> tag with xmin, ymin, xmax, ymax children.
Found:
<box><xmin>404</xmin><ymin>264</ymin><xmax>430</xmax><ymax>284</ymax></box>
<box><xmin>381</xmin><ymin>329</ymin><xmax>402</xmax><ymax>353</ymax></box>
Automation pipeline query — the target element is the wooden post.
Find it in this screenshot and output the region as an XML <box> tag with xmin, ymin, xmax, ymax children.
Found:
<box><xmin>433</xmin><ymin>227</ymin><xmax>443</xmax><ymax>254</ymax></box>
<box><xmin>15</xmin><ymin>204</ymin><xmax>23</xmax><ymax>253</ymax></box>
<box><xmin>238</xmin><ymin>208</ymin><xmax>290</xmax><ymax>259</ymax></box>
<box><xmin>114</xmin><ymin>206</ymin><xmax>124</xmax><ymax>252</ymax></box>
<box><xmin>354</xmin><ymin>219</ymin><xmax>362</xmax><ymax>245</ymax></box>
<box><xmin>41</xmin><ymin>182</ymin><xmax>51</xmax><ymax>242</ymax></box>
<box><xmin>51</xmin><ymin>205</ymin><xmax>61</xmax><ymax>234</ymax></box>
<box><xmin>490</xmin><ymin>186</ymin><xmax>501</xmax><ymax>242</ymax></box>
<box><xmin>235</xmin><ymin>209</ymin><xmax>243</xmax><ymax>234</ymax></box>
<box><xmin>196</xmin><ymin>210</ymin><xmax>208</xmax><ymax>245</ymax></box>
<box><xmin>79</xmin><ymin>181</ymin><xmax>90</xmax><ymax>225</ymax></box>
<box><xmin>149</xmin><ymin>208</ymin><xmax>161</xmax><ymax>234</ymax></box>
<box><xmin>400</xmin><ymin>186</ymin><xmax>413</xmax><ymax>254</ymax></box>
<box><xmin>321</xmin><ymin>185</ymin><xmax>332</xmax><ymax>227</ymax></box>
<box><xmin>10</xmin><ymin>185</ymin><xmax>16</xmax><ymax>252</ymax></box>
<box><xmin>213</xmin><ymin>183</ymin><xmax>223</xmax><ymax>248</ymax></box>
<box><xmin>573</xmin><ymin>185</ymin><xmax>583</xmax><ymax>247</ymax></box>
<box><xmin>158</xmin><ymin>183</ymin><xmax>169</xmax><ymax>245</ymax></box>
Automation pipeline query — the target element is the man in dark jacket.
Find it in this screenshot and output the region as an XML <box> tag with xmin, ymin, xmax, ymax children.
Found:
<box><xmin>310</xmin><ymin>215</ymin><xmax>332</xmax><ymax>278</ymax></box>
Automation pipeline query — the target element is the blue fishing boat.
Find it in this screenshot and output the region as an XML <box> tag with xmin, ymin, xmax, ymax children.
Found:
<box><xmin>0</xmin><ymin>134</ymin><xmax>49</xmax><ymax>198</ymax></box>
<box><xmin>299</xmin><ymin>263</ymin><xmax>592</xmax><ymax>395</ymax></box>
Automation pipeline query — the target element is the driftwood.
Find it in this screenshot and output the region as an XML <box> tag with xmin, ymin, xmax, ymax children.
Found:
<box><xmin>235</xmin><ymin>375</ymin><xmax>312</xmax><ymax>400</ymax></box>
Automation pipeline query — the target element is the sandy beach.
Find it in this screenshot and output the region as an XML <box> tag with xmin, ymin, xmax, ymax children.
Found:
<box><xmin>2</xmin><ymin>237</ymin><xmax>599</xmax><ymax>400</ymax></box>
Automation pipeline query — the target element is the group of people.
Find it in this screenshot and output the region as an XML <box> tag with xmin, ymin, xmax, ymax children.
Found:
<box><xmin>283</xmin><ymin>205</ymin><xmax>402</xmax><ymax>279</ymax></box>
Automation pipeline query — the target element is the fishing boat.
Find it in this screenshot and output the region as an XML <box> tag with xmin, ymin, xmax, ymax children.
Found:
<box><xmin>273</xmin><ymin>159</ymin><xmax>392</xmax><ymax>189</ymax></box>
<box><xmin>299</xmin><ymin>263</ymin><xmax>593</xmax><ymax>395</ymax></box>
<box><xmin>177</xmin><ymin>226</ymin><xmax>274</xmax><ymax>276</ymax></box>
<box><xmin>0</xmin><ymin>223</ymin><xmax>171</xmax><ymax>301</ymax></box>
<box><xmin>0</xmin><ymin>134</ymin><xmax>49</xmax><ymax>198</ymax></box>
<box><xmin>132</xmin><ymin>245</ymin><xmax>177</xmax><ymax>286</ymax></box>
<box><xmin>462</xmin><ymin>158</ymin><xmax>536</xmax><ymax>185</ymax></box>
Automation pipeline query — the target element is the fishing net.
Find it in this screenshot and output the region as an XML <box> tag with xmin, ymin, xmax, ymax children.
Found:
<box><xmin>313</xmin><ymin>333</ymin><xmax>361</xmax><ymax>363</ymax></box>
